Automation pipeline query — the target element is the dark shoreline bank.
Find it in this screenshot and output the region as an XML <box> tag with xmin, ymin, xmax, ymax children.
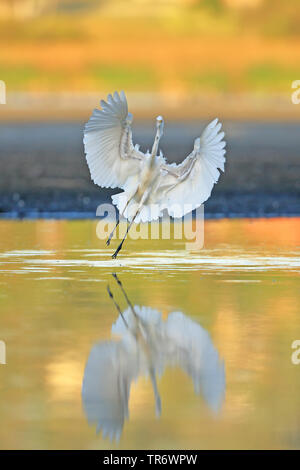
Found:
<box><xmin>0</xmin><ymin>191</ymin><xmax>298</xmax><ymax>220</ymax></box>
<box><xmin>1</xmin><ymin>120</ymin><xmax>299</xmax><ymax>220</ymax></box>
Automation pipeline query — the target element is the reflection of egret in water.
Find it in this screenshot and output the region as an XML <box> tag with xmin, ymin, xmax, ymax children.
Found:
<box><xmin>82</xmin><ymin>274</ymin><xmax>225</xmax><ymax>441</ymax></box>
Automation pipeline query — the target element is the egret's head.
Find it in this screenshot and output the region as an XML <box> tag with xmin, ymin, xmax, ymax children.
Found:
<box><xmin>194</xmin><ymin>137</ymin><xmax>201</xmax><ymax>152</ymax></box>
<box><xmin>125</xmin><ymin>113</ymin><xmax>133</xmax><ymax>125</ymax></box>
<box><xmin>156</xmin><ymin>115</ymin><xmax>164</xmax><ymax>135</ymax></box>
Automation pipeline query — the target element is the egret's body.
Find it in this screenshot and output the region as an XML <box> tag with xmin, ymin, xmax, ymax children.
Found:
<box><xmin>84</xmin><ymin>91</ymin><xmax>226</xmax><ymax>257</ymax></box>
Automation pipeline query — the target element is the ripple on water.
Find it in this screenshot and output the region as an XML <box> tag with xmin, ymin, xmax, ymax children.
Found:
<box><xmin>0</xmin><ymin>248</ymin><xmax>299</xmax><ymax>275</ymax></box>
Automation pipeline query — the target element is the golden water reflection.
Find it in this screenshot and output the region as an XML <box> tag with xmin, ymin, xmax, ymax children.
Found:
<box><xmin>82</xmin><ymin>275</ymin><xmax>225</xmax><ymax>442</ymax></box>
<box><xmin>0</xmin><ymin>218</ymin><xmax>299</xmax><ymax>449</ymax></box>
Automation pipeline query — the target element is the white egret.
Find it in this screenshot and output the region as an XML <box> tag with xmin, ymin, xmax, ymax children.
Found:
<box><xmin>82</xmin><ymin>275</ymin><xmax>225</xmax><ymax>442</ymax></box>
<box><xmin>84</xmin><ymin>91</ymin><xmax>226</xmax><ymax>257</ymax></box>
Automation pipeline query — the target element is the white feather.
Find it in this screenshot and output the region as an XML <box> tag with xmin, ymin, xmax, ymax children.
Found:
<box><xmin>83</xmin><ymin>91</ymin><xmax>143</xmax><ymax>190</ymax></box>
<box><xmin>156</xmin><ymin>118</ymin><xmax>227</xmax><ymax>218</ymax></box>
<box><xmin>82</xmin><ymin>341</ymin><xmax>138</xmax><ymax>442</ymax></box>
<box><xmin>84</xmin><ymin>92</ymin><xmax>226</xmax><ymax>222</ymax></box>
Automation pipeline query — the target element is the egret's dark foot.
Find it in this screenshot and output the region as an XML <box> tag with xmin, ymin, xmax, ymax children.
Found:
<box><xmin>106</xmin><ymin>238</ymin><xmax>111</xmax><ymax>247</ymax></box>
<box><xmin>112</xmin><ymin>244</ymin><xmax>123</xmax><ymax>259</ymax></box>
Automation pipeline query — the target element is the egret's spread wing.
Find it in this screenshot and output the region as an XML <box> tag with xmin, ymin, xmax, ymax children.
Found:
<box><xmin>158</xmin><ymin>118</ymin><xmax>226</xmax><ymax>217</ymax></box>
<box><xmin>83</xmin><ymin>91</ymin><xmax>144</xmax><ymax>189</ymax></box>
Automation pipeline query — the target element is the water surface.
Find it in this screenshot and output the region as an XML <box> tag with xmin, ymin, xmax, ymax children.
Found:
<box><xmin>0</xmin><ymin>218</ymin><xmax>299</xmax><ymax>449</ymax></box>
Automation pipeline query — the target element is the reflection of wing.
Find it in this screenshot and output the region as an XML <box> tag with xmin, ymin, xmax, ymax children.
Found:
<box><xmin>82</xmin><ymin>305</ymin><xmax>225</xmax><ymax>441</ymax></box>
<box><xmin>113</xmin><ymin>306</ymin><xmax>225</xmax><ymax>413</ymax></box>
<box><xmin>112</xmin><ymin>306</ymin><xmax>165</xmax><ymax>374</ymax></box>
<box><xmin>165</xmin><ymin>312</ymin><xmax>225</xmax><ymax>413</ymax></box>
<box><xmin>158</xmin><ymin>119</ymin><xmax>226</xmax><ymax>217</ymax></box>
<box><xmin>112</xmin><ymin>306</ymin><xmax>163</xmax><ymax>337</ymax></box>
<box><xmin>83</xmin><ymin>91</ymin><xmax>144</xmax><ymax>189</ymax></box>
<box><xmin>81</xmin><ymin>341</ymin><xmax>137</xmax><ymax>442</ymax></box>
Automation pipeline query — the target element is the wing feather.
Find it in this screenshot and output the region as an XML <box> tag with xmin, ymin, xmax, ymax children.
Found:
<box><xmin>83</xmin><ymin>91</ymin><xmax>144</xmax><ymax>189</ymax></box>
<box><xmin>157</xmin><ymin>118</ymin><xmax>226</xmax><ymax>217</ymax></box>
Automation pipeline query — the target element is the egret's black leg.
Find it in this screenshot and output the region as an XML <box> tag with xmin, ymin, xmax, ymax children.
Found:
<box><xmin>106</xmin><ymin>219</ymin><xmax>120</xmax><ymax>246</ymax></box>
<box><xmin>106</xmin><ymin>189</ymin><xmax>138</xmax><ymax>247</ymax></box>
<box><xmin>112</xmin><ymin>207</ymin><xmax>141</xmax><ymax>259</ymax></box>
<box><xmin>111</xmin><ymin>239</ymin><xmax>125</xmax><ymax>259</ymax></box>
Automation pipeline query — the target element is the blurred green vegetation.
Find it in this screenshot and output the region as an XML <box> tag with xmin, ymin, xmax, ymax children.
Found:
<box><xmin>188</xmin><ymin>69</ymin><xmax>230</xmax><ymax>92</ymax></box>
<box><xmin>0</xmin><ymin>64</ymin><xmax>38</xmax><ymax>89</ymax></box>
<box><xmin>0</xmin><ymin>0</ymin><xmax>299</xmax><ymax>40</ymax></box>
<box><xmin>0</xmin><ymin>1</ymin><xmax>300</xmax><ymax>93</ymax></box>
<box><xmin>0</xmin><ymin>64</ymin><xmax>68</xmax><ymax>90</ymax></box>
<box><xmin>246</xmin><ymin>63</ymin><xmax>300</xmax><ymax>92</ymax></box>
<box><xmin>90</xmin><ymin>64</ymin><xmax>158</xmax><ymax>90</ymax></box>
<box><xmin>2</xmin><ymin>60</ymin><xmax>299</xmax><ymax>93</ymax></box>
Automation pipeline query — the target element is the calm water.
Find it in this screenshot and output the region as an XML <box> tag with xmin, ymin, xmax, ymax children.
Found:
<box><xmin>0</xmin><ymin>218</ymin><xmax>299</xmax><ymax>450</ymax></box>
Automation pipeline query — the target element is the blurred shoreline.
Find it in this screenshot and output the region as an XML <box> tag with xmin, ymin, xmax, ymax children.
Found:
<box><xmin>0</xmin><ymin>119</ymin><xmax>299</xmax><ymax>219</ymax></box>
<box><xmin>0</xmin><ymin>192</ymin><xmax>298</xmax><ymax>220</ymax></box>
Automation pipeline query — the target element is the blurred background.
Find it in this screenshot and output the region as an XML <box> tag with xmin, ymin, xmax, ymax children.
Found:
<box><xmin>1</xmin><ymin>0</ymin><xmax>300</xmax><ymax>116</ymax></box>
<box><xmin>0</xmin><ymin>3</ymin><xmax>300</xmax><ymax>450</ymax></box>
<box><xmin>0</xmin><ymin>0</ymin><xmax>299</xmax><ymax>216</ymax></box>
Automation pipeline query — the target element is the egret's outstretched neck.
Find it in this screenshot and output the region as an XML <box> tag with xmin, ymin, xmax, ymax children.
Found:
<box><xmin>150</xmin><ymin>116</ymin><xmax>164</xmax><ymax>167</ymax></box>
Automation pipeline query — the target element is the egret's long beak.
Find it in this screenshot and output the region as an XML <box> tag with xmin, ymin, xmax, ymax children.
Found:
<box><xmin>151</xmin><ymin>116</ymin><xmax>164</xmax><ymax>158</ymax></box>
<box><xmin>156</xmin><ymin>115</ymin><xmax>164</xmax><ymax>138</ymax></box>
